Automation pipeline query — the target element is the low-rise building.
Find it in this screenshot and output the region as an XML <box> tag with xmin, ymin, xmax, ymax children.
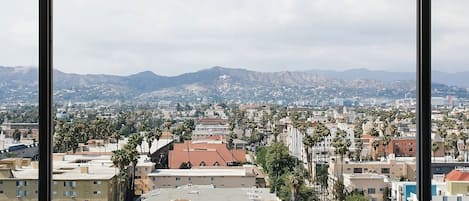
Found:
<box><xmin>168</xmin><ymin>141</ymin><xmax>245</xmax><ymax>169</ymax></box>
<box><xmin>0</xmin><ymin>155</ymin><xmax>120</xmax><ymax>201</ymax></box>
<box><xmin>343</xmin><ymin>173</ymin><xmax>391</xmax><ymax>201</ymax></box>
<box><xmin>329</xmin><ymin>158</ymin><xmax>417</xmax><ymax>181</ymax></box>
<box><xmin>147</xmin><ymin>168</ymin><xmax>257</xmax><ymax>189</ymax></box>
<box><xmin>445</xmin><ymin>168</ymin><xmax>469</xmax><ymax>196</ymax></box>
<box><xmin>141</xmin><ymin>185</ymin><xmax>279</xmax><ymax>201</ymax></box>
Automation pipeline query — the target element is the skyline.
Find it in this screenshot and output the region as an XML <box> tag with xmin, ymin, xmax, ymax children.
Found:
<box><xmin>1</xmin><ymin>1</ymin><xmax>469</xmax><ymax>76</ymax></box>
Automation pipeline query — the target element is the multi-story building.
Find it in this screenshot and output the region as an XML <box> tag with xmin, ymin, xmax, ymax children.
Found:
<box><xmin>147</xmin><ymin>168</ymin><xmax>257</xmax><ymax>189</ymax></box>
<box><xmin>134</xmin><ymin>159</ymin><xmax>155</xmax><ymax>196</ymax></box>
<box><xmin>141</xmin><ymin>185</ymin><xmax>278</xmax><ymax>201</ymax></box>
<box><xmin>191</xmin><ymin>118</ymin><xmax>230</xmax><ymax>140</ymax></box>
<box><xmin>328</xmin><ymin>158</ymin><xmax>417</xmax><ymax>182</ymax></box>
<box><xmin>0</xmin><ymin>156</ymin><xmax>120</xmax><ymax>201</ymax></box>
<box><xmin>343</xmin><ymin>173</ymin><xmax>391</xmax><ymax>201</ymax></box>
<box><xmin>445</xmin><ymin>168</ymin><xmax>469</xmax><ymax>196</ymax></box>
<box><xmin>168</xmin><ymin>141</ymin><xmax>245</xmax><ymax>169</ymax></box>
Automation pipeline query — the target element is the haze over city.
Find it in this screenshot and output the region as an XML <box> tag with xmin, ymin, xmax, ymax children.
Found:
<box><xmin>1</xmin><ymin>0</ymin><xmax>469</xmax><ymax>76</ymax></box>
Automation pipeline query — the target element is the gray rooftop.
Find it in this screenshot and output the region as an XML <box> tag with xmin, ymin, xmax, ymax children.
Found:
<box><xmin>141</xmin><ymin>185</ymin><xmax>279</xmax><ymax>201</ymax></box>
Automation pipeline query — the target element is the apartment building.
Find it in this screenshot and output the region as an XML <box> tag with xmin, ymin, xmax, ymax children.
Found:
<box><xmin>134</xmin><ymin>159</ymin><xmax>155</xmax><ymax>196</ymax></box>
<box><xmin>328</xmin><ymin>158</ymin><xmax>417</xmax><ymax>181</ymax></box>
<box><xmin>168</xmin><ymin>141</ymin><xmax>245</xmax><ymax>169</ymax></box>
<box><xmin>343</xmin><ymin>173</ymin><xmax>391</xmax><ymax>201</ymax></box>
<box><xmin>0</xmin><ymin>156</ymin><xmax>120</xmax><ymax>201</ymax></box>
<box><xmin>191</xmin><ymin>118</ymin><xmax>230</xmax><ymax>140</ymax></box>
<box><xmin>147</xmin><ymin>168</ymin><xmax>257</xmax><ymax>189</ymax></box>
<box><xmin>445</xmin><ymin>168</ymin><xmax>469</xmax><ymax>196</ymax></box>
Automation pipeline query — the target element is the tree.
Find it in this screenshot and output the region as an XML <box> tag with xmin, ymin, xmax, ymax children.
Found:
<box><xmin>459</xmin><ymin>131</ymin><xmax>468</xmax><ymax>160</ymax></box>
<box><xmin>382</xmin><ymin>134</ymin><xmax>391</xmax><ymax>159</ymax></box>
<box><xmin>265</xmin><ymin>143</ymin><xmax>296</xmax><ymax>178</ymax></box>
<box><xmin>346</xmin><ymin>193</ymin><xmax>368</xmax><ymax>201</ymax></box>
<box><xmin>13</xmin><ymin>129</ymin><xmax>21</xmax><ymax>142</ymax></box>
<box><xmin>432</xmin><ymin>142</ymin><xmax>440</xmax><ymax>161</ymax></box>
<box><xmin>333</xmin><ymin>176</ymin><xmax>347</xmax><ymax>201</ymax></box>
<box><xmin>145</xmin><ymin>129</ymin><xmax>156</xmax><ymax>156</ymax></box>
<box><xmin>382</xmin><ymin>186</ymin><xmax>391</xmax><ymax>201</ymax></box>
<box><xmin>372</xmin><ymin>140</ymin><xmax>379</xmax><ymax>160</ymax></box>
<box><xmin>332</xmin><ymin>128</ymin><xmax>351</xmax><ymax>176</ymax></box>
<box><xmin>287</xmin><ymin>167</ymin><xmax>306</xmax><ymax>201</ymax></box>
<box><xmin>370</xmin><ymin>127</ymin><xmax>379</xmax><ymax>137</ymax></box>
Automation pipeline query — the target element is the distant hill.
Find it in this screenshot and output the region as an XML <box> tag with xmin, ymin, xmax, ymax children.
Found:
<box><xmin>0</xmin><ymin>66</ymin><xmax>466</xmax><ymax>104</ymax></box>
<box><xmin>308</xmin><ymin>68</ymin><xmax>469</xmax><ymax>88</ymax></box>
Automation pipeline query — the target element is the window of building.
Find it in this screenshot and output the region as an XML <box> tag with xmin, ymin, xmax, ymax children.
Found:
<box><xmin>93</xmin><ymin>191</ymin><xmax>101</xmax><ymax>195</ymax></box>
<box><xmin>0</xmin><ymin>190</ymin><xmax>3</xmax><ymax>194</ymax></box>
<box><xmin>93</xmin><ymin>181</ymin><xmax>102</xmax><ymax>185</ymax></box>
<box><xmin>381</xmin><ymin>168</ymin><xmax>390</xmax><ymax>174</ymax></box>
<box><xmin>353</xmin><ymin>168</ymin><xmax>363</xmax><ymax>173</ymax></box>
<box><xmin>176</xmin><ymin>177</ymin><xmax>180</xmax><ymax>181</ymax></box>
<box><xmin>16</xmin><ymin>181</ymin><xmax>23</xmax><ymax>187</ymax></box>
<box><xmin>368</xmin><ymin>188</ymin><xmax>376</xmax><ymax>194</ymax></box>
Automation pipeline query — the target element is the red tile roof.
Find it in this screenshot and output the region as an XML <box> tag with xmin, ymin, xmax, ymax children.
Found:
<box><xmin>445</xmin><ymin>169</ymin><xmax>469</xmax><ymax>181</ymax></box>
<box><xmin>169</xmin><ymin>141</ymin><xmax>246</xmax><ymax>169</ymax></box>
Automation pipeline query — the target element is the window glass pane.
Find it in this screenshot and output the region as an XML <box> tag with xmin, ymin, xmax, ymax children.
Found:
<box><xmin>432</xmin><ymin>1</ymin><xmax>469</xmax><ymax>200</ymax></box>
<box><xmin>0</xmin><ymin>1</ymin><xmax>39</xmax><ymax>200</ymax></box>
<box><xmin>54</xmin><ymin>1</ymin><xmax>416</xmax><ymax>201</ymax></box>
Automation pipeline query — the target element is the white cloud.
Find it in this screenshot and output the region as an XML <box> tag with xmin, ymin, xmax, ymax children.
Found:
<box><xmin>0</xmin><ymin>0</ymin><xmax>468</xmax><ymax>75</ymax></box>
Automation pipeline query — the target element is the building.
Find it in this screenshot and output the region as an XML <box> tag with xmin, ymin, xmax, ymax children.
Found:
<box><xmin>191</xmin><ymin>118</ymin><xmax>230</xmax><ymax>140</ymax></box>
<box><xmin>0</xmin><ymin>156</ymin><xmax>120</xmax><ymax>201</ymax></box>
<box><xmin>445</xmin><ymin>168</ymin><xmax>469</xmax><ymax>195</ymax></box>
<box><xmin>391</xmin><ymin>182</ymin><xmax>437</xmax><ymax>201</ymax></box>
<box><xmin>134</xmin><ymin>159</ymin><xmax>156</xmax><ymax>196</ymax></box>
<box><xmin>367</xmin><ymin>136</ymin><xmax>417</xmax><ymax>158</ymax></box>
<box><xmin>147</xmin><ymin>168</ymin><xmax>257</xmax><ymax>189</ymax></box>
<box><xmin>343</xmin><ymin>173</ymin><xmax>391</xmax><ymax>201</ymax></box>
<box><xmin>0</xmin><ymin>123</ymin><xmax>39</xmax><ymax>141</ymax></box>
<box><xmin>328</xmin><ymin>158</ymin><xmax>417</xmax><ymax>181</ymax></box>
<box><xmin>168</xmin><ymin>141</ymin><xmax>246</xmax><ymax>169</ymax></box>
<box><xmin>141</xmin><ymin>185</ymin><xmax>278</xmax><ymax>201</ymax></box>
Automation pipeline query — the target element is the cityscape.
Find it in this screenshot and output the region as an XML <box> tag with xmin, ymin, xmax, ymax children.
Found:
<box><xmin>0</xmin><ymin>66</ymin><xmax>468</xmax><ymax>200</ymax></box>
<box><xmin>2</xmin><ymin>1</ymin><xmax>469</xmax><ymax>200</ymax></box>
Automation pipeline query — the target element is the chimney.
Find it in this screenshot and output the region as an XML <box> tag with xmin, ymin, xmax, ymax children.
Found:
<box><xmin>80</xmin><ymin>166</ymin><xmax>89</xmax><ymax>174</ymax></box>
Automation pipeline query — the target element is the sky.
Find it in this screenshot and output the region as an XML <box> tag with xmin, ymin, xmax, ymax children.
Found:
<box><xmin>1</xmin><ymin>0</ymin><xmax>469</xmax><ymax>76</ymax></box>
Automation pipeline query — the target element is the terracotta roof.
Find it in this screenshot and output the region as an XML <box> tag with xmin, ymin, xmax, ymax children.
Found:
<box><xmin>445</xmin><ymin>169</ymin><xmax>469</xmax><ymax>181</ymax></box>
<box><xmin>169</xmin><ymin>141</ymin><xmax>245</xmax><ymax>169</ymax></box>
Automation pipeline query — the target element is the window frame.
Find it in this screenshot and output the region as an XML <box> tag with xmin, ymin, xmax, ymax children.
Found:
<box><xmin>37</xmin><ymin>0</ymin><xmax>433</xmax><ymax>201</ymax></box>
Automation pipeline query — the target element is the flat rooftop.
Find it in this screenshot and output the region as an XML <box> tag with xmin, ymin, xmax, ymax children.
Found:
<box><xmin>3</xmin><ymin>155</ymin><xmax>118</xmax><ymax>180</ymax></box>
<box><xmin>148</xmin><ymin>168</ymin><xmax>250</xmax><ymax>177</ymax></box>
<box><xmin>141</xmin><ymin>185</ymin><xmax>279</xmax><ymax>201</ymax></box>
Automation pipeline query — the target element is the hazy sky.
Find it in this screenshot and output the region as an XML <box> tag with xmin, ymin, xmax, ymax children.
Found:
<box><xmin>1</xmin><ymin>0</ymin><xmax>469</xmax><ymax>76</ymax></box>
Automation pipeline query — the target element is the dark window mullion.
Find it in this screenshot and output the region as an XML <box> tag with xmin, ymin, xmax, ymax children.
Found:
<box><xmin>416</xmin><ymin>0</ymin><xmax>432</xmax><ymax>201</ymax></box>
<box><xmin>39</xmin><ymin>0</ymin><xmax>53</xmax><ymax>201</ymax></box>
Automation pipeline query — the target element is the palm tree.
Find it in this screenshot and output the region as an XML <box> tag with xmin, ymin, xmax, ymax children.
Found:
<box><xmin>432</xmin><ymin>142</ymin><xmax>440</xmax><ymax>161</ymax></box>
<box><xmin>382</xmin><ymin>135</ymin><xmax>391</xmax><ymax>159</ymax></box>
<box><xmin>372</xmin><ymin>140</ymin><xmax>379</xmax><ymax>160</ymax></box>
<box><xmin>154</xmin><ymin>128</ymin><xmax>163</xmax><ymax>152</ymax></box>
<box><xmin>332</xmin><ymin>128</ymin><xmax>351</xmax><ymax>177</ymax></box>
<box><xmin>303</xmin><ymin>134</ymin><xmax>314</xmax><ymax>175</ymax></box>
<box><xmin>370</xmin><ymin>127</ymin><xmax>379</xmax><ymax>137</ymax></box>
<box><xmin>288</xmin><ymin>167</ymin><xmax>306</xmax><ymax>201</ymax></box>
<box><xmin>145</xmin><ymin>129</ymin><xmax>156</xmax><ymax>156</ymax></box>
<box><xmin>437</xmin><ymin>126</ymin><xmax>448</xmax><ymax>161</ymax></box>
<box><xmin>459</xmin><ymin>131</ymin><xmax>468</xmax><ymax>161</ymax></box>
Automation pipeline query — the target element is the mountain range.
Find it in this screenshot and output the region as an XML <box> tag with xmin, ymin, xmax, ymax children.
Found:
<box><xmin>308</xmin><ymin>68</ymin><xmax>469</xmax><ymax>87</ymax></box>
<box><xmin>0</xmin><ymin>66</ymin><xmax>467</xmax><ymax>104</ymax></box>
